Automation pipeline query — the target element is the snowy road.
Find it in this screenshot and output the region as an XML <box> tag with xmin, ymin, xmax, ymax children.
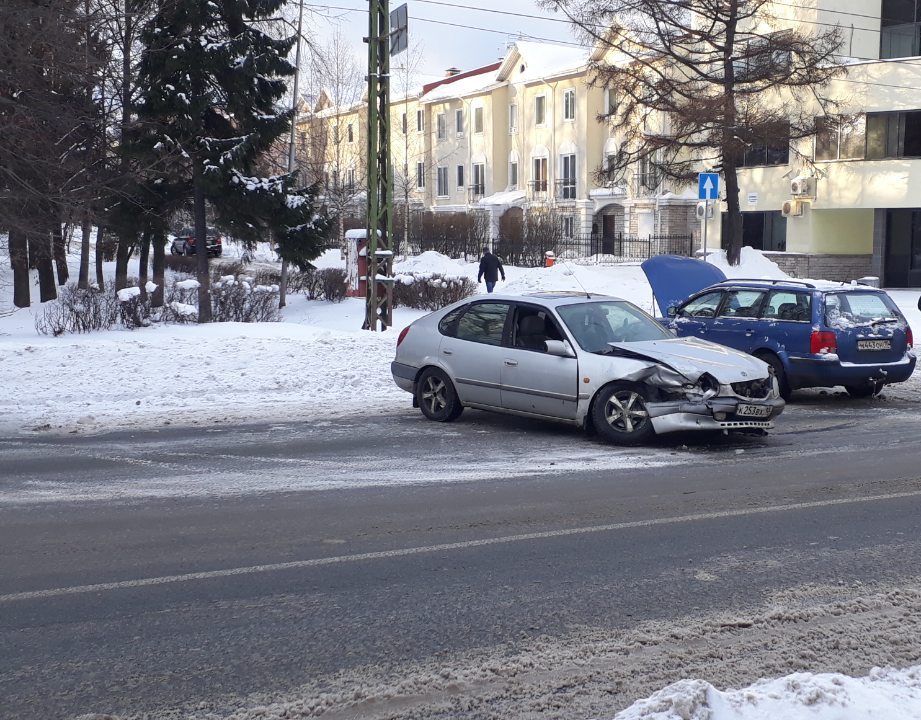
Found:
<box><xmin>2</xmin><ymin>396</ymin><xmax>921</xmax><ymax>718</ymax></box>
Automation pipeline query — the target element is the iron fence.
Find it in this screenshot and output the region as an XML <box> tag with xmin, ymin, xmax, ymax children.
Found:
<box><xmin>493</xmin><ymin>233</ymin><xmax>693</xmax><ymax>268</ymax></box>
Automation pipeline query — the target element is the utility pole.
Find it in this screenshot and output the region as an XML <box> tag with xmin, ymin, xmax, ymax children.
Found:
<box><xmin>279</xmin><ymin>0</ymin><xmax>305</xmax><ymax>309</ymax></box>
<box><xmin>363</xmin><ymin>0</ymin><xmax>402</xmax><ymax>330</ymax></box>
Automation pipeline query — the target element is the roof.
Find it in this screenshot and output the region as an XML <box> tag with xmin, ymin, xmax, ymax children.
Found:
<box><xmin>421</xmin><ymin>63</ymin><xmax>502</xmax><ymax>103</ymax></box>
<box><xmin>497</xmin><ymin>41</ymin><xmax>590</xmax><ymax>83</ymax></box>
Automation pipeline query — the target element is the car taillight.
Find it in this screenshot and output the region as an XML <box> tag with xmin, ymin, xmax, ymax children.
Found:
<box><xmin>908</xmin><ymin>326</ymin><xmax>913</xmax><ymax>349</ymax></box>
<box><xmin>810</xmin><ymin>330</ymin><xmax>837</xmax><ymax>354</ymax></box>
<box><xmin>397</xmin><ymin>326</ymin><xmax>410</xmax><ymax>347</ymax></box>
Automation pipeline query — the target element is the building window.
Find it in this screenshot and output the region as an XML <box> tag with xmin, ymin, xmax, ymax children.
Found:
<box><xmin>346</xmin><ymin>167</ymin><xmax>356</xmax><ymax>189</ymax></box>
<box><xmin>603</xmin><ymin>86</ymin><xmax>618</xmax><ymax>116</ymax></box>
<box><xmin>532</xmin><ymin>157</ymin><xmax>548</xmax><ymax>192</ymax></box>
<box><xmin>881</xmin><ymin>0</ymin><xmax>921</xmax><ymax>59</ymax></box>
<box><xmin>815</xmin><ymin>115</ymin><xmax>866</xmax><ymax>161</ymax></box>
<box><xmin>509</xmin><ymin>161</ymin><xmax>518</xmax><ymax>190</ymax></box>
<box><xmin>456</xmin><ymin>164</ymin><xmax>465</xmax><ymax>189</ymax></box>
<box><xmin>333</xmin><ymin>125</ymin><xmax>340</xmax><ymax>144</ymax></box>
<box><xmin>866</xmin><ymin>110</ymin><xmax>921</xmax><ymax>159</ymax></box>
<box><xmin>738</xmin><ymin>127</ymin><xmax>790</xmax><ymax>167</ymax></box>
<box><xmin>401</xmin><ymin>112</ymin><xmax>407</xmax><ymax>134</ymax></box>
<box><xmin>436</xmin><ymin>166</ymin><xmax>449</xmax><ymax>197</ymax></box>
<box><xmin>559</xmin><ymin>154</ymin><xmax>576</xmax><ymax>199</ymax></box>
<box><xmin>561</xmin><ymin>215</ymin><xmax>575</xmax><ymax>238</ymax></box>
<box><xmin>535</xmin><ymin>95</ymin><xmax>546</xmax><ymax>126</ymax></box>
<box><xmin>472</xmin><ymin>163</ymin><xmax>486</xmax><ymax>195</ymax></box>
<box><xmin>474</xmin><ymin>106</ymin><xmax>484</xmax><ymax>134</ymax></box>
<box><xmin>416</xmin><ymin>161</ymin><xmax>425</xmax><ymax>189</ymax></box>
<box><xmin>563</xmin><ymin>89</ymin><xmax>575</xmax><ymax>121</ymax></box>
<box><xmin>347</xmin><ymin>123</ymin><xmax>354</xmax><ymax>143</ymax></box>
<box><xmin>509</xmin><ymin>103</ymin><xmax>518</xmax><ymax>133</ymax></box>
<box><xmin>455</xmin><ymin>109</ymin><xmax>464</xmax><ymax>136</ymax></box>
<box><xmin>637</xmin><ymin>154</ymin><xmax>662</xmax><ymax>190</ymax></box>
<box><xmin>733</xmin><ymin>31</ymin><xmax>792</xmax><ymax>81</ymax></box>
<box><xmin>416</xmin><ymin>108</ymin><xmax>424</xmax><ymax>132</ymax></box>
<box><xmin>437</xmin><ymin>112</ymin><xmax>446</xmax><ymax>140</ymax></box>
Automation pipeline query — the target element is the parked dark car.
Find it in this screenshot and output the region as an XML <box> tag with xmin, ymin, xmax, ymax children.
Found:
<box><xmin>643</xmin><ymin>256</ymin><xmax>916</xmax><ymax>400</ymax></box>
<box><xmin>170</xmin><ymin>227</ymin><xmax>223</xmax><ymax>257</ymax></box>
<box><xmin>391</xmin><ymin>291</ymin><xmax>784</xmax><ymax>446</ymax></box>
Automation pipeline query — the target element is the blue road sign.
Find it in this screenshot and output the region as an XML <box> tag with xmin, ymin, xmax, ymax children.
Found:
<box><xmin>698</xmin><ymin>173</ymin><xmax>719</xmax><ymax>200</ymax></box>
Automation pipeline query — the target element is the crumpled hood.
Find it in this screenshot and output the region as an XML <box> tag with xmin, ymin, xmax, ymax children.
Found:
<box><xmin>641</xmin><ymin>255</ymin><xmax>727</xmax><ymax>316</ymax></box>
<box><xmin>608</xmin><ymin>337</ymin><xmax>771</xmax><ymax>384</ymax></box>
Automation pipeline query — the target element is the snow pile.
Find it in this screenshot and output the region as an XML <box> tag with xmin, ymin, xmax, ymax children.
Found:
<box><xmin>116</xmin><ymin>287</ymin><xmax>141</xmax><ymax>301</ymax></box>
<box><xmin>705</xmin><ymin>247</ymin><xmax>788</xmax><ymax>280</ymax></box>
<box><xmin>393</xmin><ymin>250</ymin><xmax>470</xmax><ymax>278</ymax></box>
<box><xmin>614</xmin><ymin>666</ymin><xmax>921</xmax><ymax>720</ymax></box>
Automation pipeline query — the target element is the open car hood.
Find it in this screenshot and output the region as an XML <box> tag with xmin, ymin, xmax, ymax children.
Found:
<box><xmin>608</xmin><ymin>337</ymin><xmax>770</xmax><ymax>384</ymax></box>
<box><xmin>641</xmin><ymin>255</ymin><xmax>726</xmax><ymax>316</ymax></box>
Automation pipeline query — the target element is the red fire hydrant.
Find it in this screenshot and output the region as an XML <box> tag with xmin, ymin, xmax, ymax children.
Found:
<box><xmin>545</xmin><ymin>251</ymin><xmax>556</xmax><ymax>268</ymax></box>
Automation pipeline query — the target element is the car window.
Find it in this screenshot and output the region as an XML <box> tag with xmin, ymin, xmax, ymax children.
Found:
<box><xmin>825</xmin><ymin>291</ymin><xmax>898</xmax><ymax>327</ymax></box>
<box><xmin>762</xmin><ymin>291</ymin><xmax>811</xmax><ymax>322</ymax></box>
<box><xmin>557</xmin><ymin>300</ymin><xmax>671</xmax><ymax>353</ymax></box>
<box><xmin>679</xmin><ymin>291</ymin><xmax>723</xmax><ymax>319</ymax></box>
<box><xmin>718</xmin><ymin>290</ymin><xmax>766</xmax><ymax>318</ymax></box>
<box><xmin>438</xmin><ymin>307</ymin><xmax>465</xmax><ymax>336</ymax></box>
<box><xmin>455</xmin><ymin>302</ymin><xmax>510</xmax><ymax>346</ymax></box>
<box><xmin>511</xmin><ymin>306</ymin><xmax>565</xmax><ymax>352</ymax></box>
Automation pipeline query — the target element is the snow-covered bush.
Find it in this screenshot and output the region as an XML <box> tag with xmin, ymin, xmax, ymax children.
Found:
<box><xmin>35</xmin><ymin>284</ymin><xmax>118</xmax><ymax>336</ymax></box>
<box><xmin>392</xmin><ymin>272</ymin><xmax>476</xmax><ymax>310</ymax></box>
<box><xmin>162</xmin><ymin>275</ymin><xmax>279</xmax><ymax>323</ymax></box>
<box><xmin>117</xmin><ymin>286</ymin><xmax>151</xmax><ymax>330</ymax></box>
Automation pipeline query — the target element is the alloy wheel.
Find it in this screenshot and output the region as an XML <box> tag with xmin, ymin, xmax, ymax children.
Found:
<box><xmin>605</xmin><ymin>390</ymin><xmax>649</xmax><ymax>433</ymax></box>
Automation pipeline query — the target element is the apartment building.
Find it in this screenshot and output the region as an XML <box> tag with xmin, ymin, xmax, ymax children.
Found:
<box><xmin>702</xmin><ymin>0</ymin><xmax>921</xmax><ymax>286</ymax></box>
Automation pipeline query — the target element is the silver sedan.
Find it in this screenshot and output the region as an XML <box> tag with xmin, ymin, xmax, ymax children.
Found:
<box><xmin>391</xmin><ymin>292</ymin><xmax>785</xmax><ymax>445</ymax></box>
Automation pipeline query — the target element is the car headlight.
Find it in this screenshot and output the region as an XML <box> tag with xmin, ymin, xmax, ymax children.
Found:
<box><xmin>697</xmin><ymin>373</ymin><xmax>719</xmax><ymax>400</ymax></box>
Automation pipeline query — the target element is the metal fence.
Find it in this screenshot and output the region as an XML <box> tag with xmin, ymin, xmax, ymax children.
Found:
<box><xmin>494</xmin><ymin>233</ymin><xmax>694</xmax><ymax>268</ymax></box>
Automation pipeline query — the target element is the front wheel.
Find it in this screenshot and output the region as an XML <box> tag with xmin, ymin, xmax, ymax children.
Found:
<box><xmin>416</xmin><ymin>368</ymin><xmax>463</xmax><ymax>422</ymax></box>
<box><xmin>591</xmin><ymin>382</ymin><xmax>655</xmax><ymax>446</ymax></box>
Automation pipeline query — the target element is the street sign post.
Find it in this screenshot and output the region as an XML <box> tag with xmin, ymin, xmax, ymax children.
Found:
<box><xmin>698</xmin><ymin>173</ymin><xmax>719</xmax><ymax>259</ymax></box>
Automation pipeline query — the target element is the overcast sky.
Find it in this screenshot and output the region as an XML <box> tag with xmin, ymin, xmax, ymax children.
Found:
<box><xmin>303</xmin><ymin>0</ymin><xmax>585</xmax><ymax>85</ymax></box>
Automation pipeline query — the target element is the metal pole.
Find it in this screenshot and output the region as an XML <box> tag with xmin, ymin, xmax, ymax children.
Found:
<box><xmin>702</xmin><ymin>198</ymin><xmax>709</xmax><ymax>260</ymax></box>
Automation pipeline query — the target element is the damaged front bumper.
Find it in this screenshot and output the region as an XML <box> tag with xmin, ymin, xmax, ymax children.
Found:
<box><xmin>646</xmin><ymin>395</ymin><xmax>786</xmax><ymax>434</ymax></box>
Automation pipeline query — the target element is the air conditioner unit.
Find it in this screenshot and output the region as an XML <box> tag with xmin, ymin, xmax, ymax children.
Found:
<box><xmin>790</xmin><ymin>177</ymin><xmax>814</xmax><ymax>197</ymax></box>
<box><xmin>781</xmin><ymin>199</ymin><xmax>802</xmax><ymax>217</ymax></box>
<box><xmin>695</xmin><ymin>201</ymin><xmax>714</xmax><ymax>220</ymax></box>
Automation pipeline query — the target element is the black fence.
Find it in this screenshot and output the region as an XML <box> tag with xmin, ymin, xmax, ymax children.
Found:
<box><xmin>494</xmin><ymin>233</ymin><xmax>694</xmax><ymax>268</ymax></box>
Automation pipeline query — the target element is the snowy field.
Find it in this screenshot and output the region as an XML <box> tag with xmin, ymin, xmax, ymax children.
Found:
<box><xmin>2</xmin><ymin>243</ymin><xmax>921</xmax><ymax>719</ymax></box>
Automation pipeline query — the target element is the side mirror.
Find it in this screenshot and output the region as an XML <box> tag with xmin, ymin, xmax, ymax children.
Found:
<box><xmin>667</xmin><ymin>306</ymin><xmax>677</xmax><ymax>318</ymax></box>
<box><xmin>545</xmin><ymin>339</ymin><xmax>576</xmax><ymax>358</ymax></box>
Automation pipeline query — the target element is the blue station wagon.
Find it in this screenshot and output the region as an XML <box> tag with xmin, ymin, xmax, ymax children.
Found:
<box><xmin>643</xmin><ymin>256</ymin><xmax>916</xmax><ymax>400</ymax></box>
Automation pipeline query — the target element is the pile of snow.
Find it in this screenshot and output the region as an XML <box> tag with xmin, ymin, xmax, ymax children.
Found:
<box><xmin>393</xmin><ymin>251</ymin><xmax>470</xmax><ymax>279</ymax></box>
<box><xmin>615</xmin><ymin>666</ymin><xmax>921</xmax><ymax>720</ymax></box>
<box><xmin>705</xmin><ymin>247</ymin><xmax>788</xmax><ymax>280</ymax></box>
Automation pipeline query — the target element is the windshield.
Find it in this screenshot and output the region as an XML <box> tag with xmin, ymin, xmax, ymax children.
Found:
<box><xmin>557</xmin><ymin>300</ymin><xmax>671</xmax><ymax>353</ymax></box>
<box><xmin>824</xmin><ymin>291</ymin><xmax>900</xmax><ymax>328</ymax></box>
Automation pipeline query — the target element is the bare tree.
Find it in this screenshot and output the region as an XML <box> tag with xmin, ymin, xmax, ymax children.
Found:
<box><xmin>542</xmin><ymin>0</ymin><xmax>844</xmax><ymax>264</ymax></box>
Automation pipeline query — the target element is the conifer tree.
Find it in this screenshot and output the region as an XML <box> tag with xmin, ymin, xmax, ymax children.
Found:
<box><xmin>133</xmin><ymin>0</ymin><xmax>331</xmax><ymax>321</ymax></box>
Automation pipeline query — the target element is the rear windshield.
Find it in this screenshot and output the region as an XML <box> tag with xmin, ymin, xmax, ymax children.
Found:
<box><xmin>824</xmin><ymin>291</ymin><xmax>900</xmax><ymax>328</ymax></box>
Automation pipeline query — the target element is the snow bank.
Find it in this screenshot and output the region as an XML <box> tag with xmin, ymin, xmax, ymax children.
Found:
<box><xmin>705</xmin><ymin>247</ymin><xmax>788</xmax><ymax>280</ymax></box>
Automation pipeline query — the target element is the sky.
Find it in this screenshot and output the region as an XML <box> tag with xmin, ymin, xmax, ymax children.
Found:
<box><xmin>302</xmin><ymin>0</ymin><xmax>584</xmax><ymax>84</ymax></box>
<box><xmin>2</xmin><ymin>240</ymin><xmax>921</xmax><ymax>716</ymax></box>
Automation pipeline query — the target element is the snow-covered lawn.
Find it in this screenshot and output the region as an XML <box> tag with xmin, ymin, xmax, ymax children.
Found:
<box><xmin>2</xmin><ymin>244</ymin><xmax>921</xmax><ymax>718</ymax></box>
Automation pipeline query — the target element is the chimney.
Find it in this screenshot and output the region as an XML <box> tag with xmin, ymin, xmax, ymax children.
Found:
<box><xmin>444</xmin><ymin>67</ymin><xmax>461</xmax><ymax>78</ymax></box>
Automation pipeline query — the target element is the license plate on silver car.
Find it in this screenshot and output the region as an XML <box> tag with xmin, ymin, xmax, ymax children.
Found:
<box><xmin>736</xmin><ymin>404</ymin><xmax>772</xmax><ymax>418</ymax></box>
<box><xmin>858</xmin><ymin>339</ymin><xmax>891</xmax><ymax>351</ymax></box>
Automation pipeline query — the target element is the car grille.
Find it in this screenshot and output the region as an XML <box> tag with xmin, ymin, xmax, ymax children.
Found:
<box><xmin>731</xmin><ymin>378</ymin><xmax>772</xmax><ymax>399</ymax></box>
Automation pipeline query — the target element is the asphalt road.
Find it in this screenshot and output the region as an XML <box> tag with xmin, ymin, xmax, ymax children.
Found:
<box><xmin>2</xmin><ymin>391</ymin><xmax>921</xmax><ymax>719</ymax></box>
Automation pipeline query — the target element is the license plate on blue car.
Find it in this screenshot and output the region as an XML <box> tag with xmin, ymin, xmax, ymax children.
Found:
<box><xmin>858</xmin><ymin>339</ymin><xmax>891</xmax><ymax>351</ymax></box>
<box><xmin>736</xmin><ymin>404</ymin><xmax>772</xmax><ymax>418</ymax></box>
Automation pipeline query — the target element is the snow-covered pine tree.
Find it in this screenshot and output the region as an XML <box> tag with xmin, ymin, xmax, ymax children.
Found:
<box><xmin>134</xmin><ymin>0</ymin><xmax>331</xmax><ymax>321</ymax></box>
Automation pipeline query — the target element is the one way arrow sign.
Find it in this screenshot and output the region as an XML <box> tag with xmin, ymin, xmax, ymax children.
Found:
<box><xmin>698</xmin><ymin>173</ymin><xmax>719</xmax><ymax>200</ymax></box>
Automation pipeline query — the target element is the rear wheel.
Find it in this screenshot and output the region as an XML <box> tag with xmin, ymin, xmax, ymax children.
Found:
<box><xmin>591</xmin><ymin>382</ymin><xmax>655</xmax><ymax>446</ymax></box>
<box><xmin>416</xmin><ymin>368</ymin><xmax>463</xmax><ymax>422</ymax></box>
<box><xmin>845</xmin><ymin>381</ymin><xmax>884</xmax><ymax>398</ymax></box>
<box><xmin>755</xmin><ymin>351</ymin><xmax>791</xmax><ymax>401</ymax></box>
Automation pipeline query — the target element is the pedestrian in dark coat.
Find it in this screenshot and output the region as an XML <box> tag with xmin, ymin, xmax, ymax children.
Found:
<box><xmin>477</xmin><ymin>246</ymin><xmax>505</xmax><ymax>293</ymax></box>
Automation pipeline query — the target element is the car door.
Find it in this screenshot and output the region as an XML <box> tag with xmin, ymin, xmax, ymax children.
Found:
<box><xmin>499</xmin><ymin>303</ymin><xmax>579</xmax><ymax>419</ymax></box>
<box><xmin>673</xmin><ymin>290</ymin><xmax>725</xmax><ymax>340</ymax></box>
<box><xmin>438</xmin><ymin>301</ymin><xmax>511</xmax><ymax>408</ymax></box>
<box><xmin>707</xmin><ymin>289</ymin><xmax>768</xmax><ymax>353</ymax></box>
<box><xmin>758</xmin><ymin>290</ymin><xmax>813</xmax><ymax>360</ymax></box>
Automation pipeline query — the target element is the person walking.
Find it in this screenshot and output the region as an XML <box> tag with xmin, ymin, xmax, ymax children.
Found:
<box><xmin>477</xmin><ymin>246</ymin><xmax>505</xmax><ymax>293</ymax></box>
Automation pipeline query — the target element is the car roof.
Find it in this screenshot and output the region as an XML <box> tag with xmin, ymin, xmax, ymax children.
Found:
<box><xmin>704</xmin><ymin>279</ymin><xmax>885</xmax><ymax>294</ymax></box>
<box><xmin>469</xmin><ymin>291</ymin><xmax>625</xmax><ymax>306</ymax></box>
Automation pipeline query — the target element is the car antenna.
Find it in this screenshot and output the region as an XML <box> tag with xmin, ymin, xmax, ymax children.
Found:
<box><xmin>552</xmin><ymin>252</ymin><xmax>592</xmax><ymax>298</ymax></box>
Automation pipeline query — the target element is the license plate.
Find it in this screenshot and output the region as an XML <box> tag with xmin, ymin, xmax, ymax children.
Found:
<box><xmin>736</xmin><ymin>403</ymin><xmax>772</xmax><ymax>418</ymax></box>
<box><xmin>858</xmin><ymin>339</ymin><xmax>891</xmax><ymax>351</ymax></box>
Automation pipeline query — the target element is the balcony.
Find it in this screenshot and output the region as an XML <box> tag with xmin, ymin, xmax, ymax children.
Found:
<box><xmin>467</xmin><ymin>184</ymin><xmax>485</xmax><ymax>203</ymax></box>
<box><xmin>528</xmin><ymin>180</ymin><xmax>549</xmax><ymax>201</ymax></box>
<box><xmin>555</xmin><ymin>179</ymin><xmax>577</xmax><ymax>201</ymax></box>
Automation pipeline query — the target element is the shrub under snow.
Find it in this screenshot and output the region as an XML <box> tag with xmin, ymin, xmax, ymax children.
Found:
<box><xmin>392</xmin><ymin>272</ymin><xmax>476</xmax><ymax>310</ymax></box>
